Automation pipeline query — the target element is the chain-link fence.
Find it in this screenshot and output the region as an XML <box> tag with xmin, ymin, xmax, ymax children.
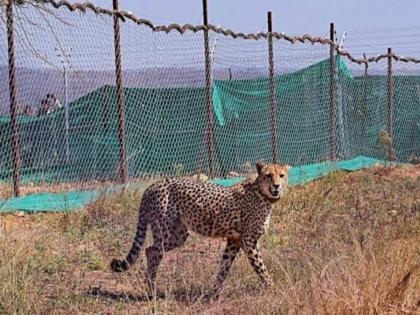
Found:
<box><xmin>0</xmin><ymin>1</ymin><xmax>419</xmax><ymax>199</ymax></box>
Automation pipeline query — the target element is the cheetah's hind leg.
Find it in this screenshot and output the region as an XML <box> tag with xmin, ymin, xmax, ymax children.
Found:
<box><xmin>145</xmin><ymin>216</ymin><xmax>189</xmax><ymax>294</ymax></box>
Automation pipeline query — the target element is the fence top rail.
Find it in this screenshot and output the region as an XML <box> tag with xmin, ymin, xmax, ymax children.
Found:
<box><xmin>4</xmin><ymin>0</ymin><xmax>420</xmax><ymax>66</ymax></box>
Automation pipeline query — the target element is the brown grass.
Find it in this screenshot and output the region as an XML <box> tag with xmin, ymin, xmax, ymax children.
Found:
<box><xmin>0</xmin><ymin>177</ymin><xmax>157</xmax><ymax>199</ymax></box>
<box><xmin>0</xmin><ymin>180</ymin><xmax>114</xmax><ymax>199</ymax></box>
<box><xmin>0</xmin><ymin>166</ymin><xmax>419</xmax><ymax>314</ymax></box>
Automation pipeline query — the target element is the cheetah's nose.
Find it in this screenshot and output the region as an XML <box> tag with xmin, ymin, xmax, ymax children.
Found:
<box><xmin>273</xmin><ymin>184</ymin><xmax>280</xmax><ymax>189</ymax></box>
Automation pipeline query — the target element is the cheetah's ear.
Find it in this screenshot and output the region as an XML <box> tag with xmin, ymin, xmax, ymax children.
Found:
<box><xmin>256</xmin><ymin>160</ymin><xmax>265</xmax><ymax>175</ymax></box>
<box><xmin>284</xmin><ymin>164</ymin><xmax>292</xmax><ymax>172</ymax></box>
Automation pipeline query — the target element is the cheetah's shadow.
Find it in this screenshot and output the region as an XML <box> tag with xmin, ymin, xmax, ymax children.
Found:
<box><xmin>86</xmin><ymin>285</ymin><xmax>209</xmax><ymax>304</ymax></box>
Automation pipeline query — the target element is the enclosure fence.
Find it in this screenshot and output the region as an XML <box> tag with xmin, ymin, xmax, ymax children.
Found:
<box><xmin>0</xmin><ymin>0</ymin><xmax>420</xmax><ymax>197</ymax></box>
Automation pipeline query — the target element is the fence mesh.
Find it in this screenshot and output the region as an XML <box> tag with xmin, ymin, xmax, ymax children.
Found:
<box><xmin>0</xmin><ymin>1</ymin><xmax>419</xmax><ymax>201</ymax></box>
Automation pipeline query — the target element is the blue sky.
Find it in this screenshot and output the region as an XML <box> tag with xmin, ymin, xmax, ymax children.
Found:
<box><xmin>3</xmin><ymin>1</ymin><xmax>420</xmax><ymax>74</ymax></box>
<box><xmin>83</xmin><ymin>0</ymin><xmax>420</xmax><ymax>57</ymax></box>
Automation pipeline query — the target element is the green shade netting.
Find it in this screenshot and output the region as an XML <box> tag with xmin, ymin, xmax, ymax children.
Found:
<box><xmin>0</xmin><ymin>156</ymin><xmax>389</xmax><ymax>213</ymax></box>
<box><xmin>1</xmin><ymin>56</ymin><xmax>418</xmax><ymax>185</ymax></box>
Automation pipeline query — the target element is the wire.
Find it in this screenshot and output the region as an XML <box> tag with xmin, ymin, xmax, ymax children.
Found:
<box><xmin>347</xmin><ymin>25</ymin><xmax>420</xmax><ymax>34</ymax></box>
<box><xmin>128</xmin><ymin>13</ymin><xmax>191</xmax><ymax>26</ymax></box>
<box><xmin>345</xmin><ymin>41</ymin><xmax>420</xmax><ymax>49</ymax></box>
<box><xmin>347</xmin><ymin>33</ymin><xmax>420</xmax><ymax>42</ymax></box>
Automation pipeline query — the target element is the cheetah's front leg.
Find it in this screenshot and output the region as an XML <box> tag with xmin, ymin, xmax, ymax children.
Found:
<box><xmin>243</xmin><ymin>241</ymin><xmax>273</xmax><ymax>287</ymax></box>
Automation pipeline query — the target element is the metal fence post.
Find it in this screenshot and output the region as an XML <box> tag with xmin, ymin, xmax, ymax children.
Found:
<box><xmin>6</xmin><ymin>0</ymin><xmax>21</xmax><ymax>197</ymax></box>
<box><xmin>112</xmin><ymin>0</ymin><xmax>128</xmax><ymax>182</ymax></box>
<box><xmin>267</xmin><ymin>11</ymin><xmax>279</xmax><ymax>164</ymax></box>
<box><xmin>363</xmin><ymin>53</ymin><xmax>368</xmax><ymax>77</ymax></box>
<box><xmin>387</xmin><ymin>47</ymin><xmax>395</xmax><ymax>160</ymax></box>
<box><xmin>328</xmin><ymin>22</ymin><xmax>336</xmax><ymax>161</ymax></box>
<box><xmin>202</xmin><ymin>0</ymin><xmax>215</xmax><ymax>177</ymax></box>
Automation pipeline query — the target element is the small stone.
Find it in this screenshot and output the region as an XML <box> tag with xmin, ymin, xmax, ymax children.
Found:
<box><xmin>15</xmin><ymin>211</ymin><xmax>25</xmax><ymax>217</ymax></box>
<box><xmin>199</xmin><ymin>174</ymin><xmax>209</xmax><ymax>182</ymax></box>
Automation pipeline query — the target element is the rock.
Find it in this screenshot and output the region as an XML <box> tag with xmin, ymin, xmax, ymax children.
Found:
<box><xmin>199</xmin><ymin>174</ymin><xmax>209</xmax><ymax>182</ymax></box>
<box><xmin>192</xmin><ymin>173</ymin><xmax>209</xmax><ymax>182</ymax></box>
<box><xmin>15</xmin><ymin>211</ymin><xmax>25</xmax><ymax>218</ymax></box>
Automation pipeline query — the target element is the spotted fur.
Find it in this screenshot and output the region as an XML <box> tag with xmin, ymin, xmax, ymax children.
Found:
<box><xmin>110</xmin><ymin>161</ymin><xmax>290</xmax><ymax>298</ymax></box>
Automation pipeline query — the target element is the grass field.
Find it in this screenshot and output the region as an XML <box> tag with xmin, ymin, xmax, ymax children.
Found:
<box><xmin>0</xmin><ymin>165</ymin><xmax>419</xmax><ymax>314</ymax></box>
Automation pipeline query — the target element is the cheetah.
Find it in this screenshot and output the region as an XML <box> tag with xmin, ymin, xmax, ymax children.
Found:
<box><xmin>111</xmin><ymin>161</ymin><xmax>291</xmax><ymax>298</ymax></box>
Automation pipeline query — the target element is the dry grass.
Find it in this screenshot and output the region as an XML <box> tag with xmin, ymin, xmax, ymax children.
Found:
<box><xmin>0</xmin><ymin>166</ymin><xmax>419</xmax><ymax>314</ymax></box>
<box><xmin>0</xmin><ymin>180</ymin><xmax>114</xmax><ymax>199</ymax></box>
<box><xmin>0</xmin><ymin>177</ymin><xmax>157</xmax><ymax>199</ymax></box>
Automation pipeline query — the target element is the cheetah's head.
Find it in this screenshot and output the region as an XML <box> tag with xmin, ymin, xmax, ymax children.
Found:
<box><xmin>256</xmin><ymin>161</ymin><xmax>291</xmax><ymax>201</ymax></box>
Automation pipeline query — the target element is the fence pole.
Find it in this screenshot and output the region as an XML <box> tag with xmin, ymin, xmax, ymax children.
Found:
<box><xmin>387</xmin><ymin>47</ymin><xmax>395</xmax><ymax>160</ymax></box>
<box><xmin>202</xmin><ymin>0</ymin><xmax>215</xmax><ymax>177</ymax></box>
<box><xmin>6</xmin><ymin>0</ymin><xmax>21</xmax><ymax>197</ymax></box>
<box><xmin>328</xmin><ymin>22</ymin><xmax>336</xmax><ymax>160</ymax></box>
<box><xmin>267</xmin><ymin>11</ymin><xmax>279</xmax><ymax>164</ymax></box>
<box><xmin>363</xmin><ymin>53</ymin><xmax>368</xmax><ymax>77</ymax></box>
<box><xmin>112</xmin><ymin>0</ymin><xmax>128</xmax><ymax>182</ymax></box>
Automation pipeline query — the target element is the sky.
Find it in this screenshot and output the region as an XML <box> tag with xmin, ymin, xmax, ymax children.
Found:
<box><xmin>81</xmin><ymin>0</ymin><xmax>420</xmax><ymax>57</ymax></box>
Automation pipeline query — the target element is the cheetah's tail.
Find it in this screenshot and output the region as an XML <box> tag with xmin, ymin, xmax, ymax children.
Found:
<box><xmin>110</xmin><ymin>210</ymin><xmax>148</xmax><ymax>272</ymax></box>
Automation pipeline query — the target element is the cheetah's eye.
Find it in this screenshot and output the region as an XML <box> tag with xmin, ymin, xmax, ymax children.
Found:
<box><xmin>279</xmin><ymin>174</ymin><xmax>285</xmax><ymax>178</ymax></box>
<box><xmin>266</xmin><ymin>174</ymin><xmax>272</xmax><ymax>180</ymax></box>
